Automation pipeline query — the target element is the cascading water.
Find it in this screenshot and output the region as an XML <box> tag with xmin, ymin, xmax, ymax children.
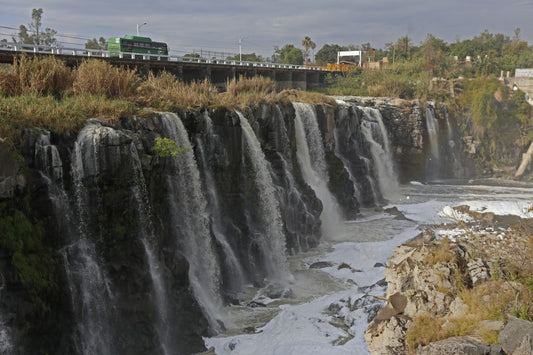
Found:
<box><xmin>269</xmin><ymin>104</ymin><xmax>319</xmax><ymax>253</ymax></box>
<box><xmin>237</xmin><ymin>111</ymin><xmax>290</xmax><ymax>283</ymax></box>
<box><xmin>334</xmin><ymin>103</ymin><xmax>363</xmax><ymax>204</ymax></box>
<box><xmin>360</xmin><ymin>107</ymin><xmax>399</xmax><ymax>200</ymax></box>
<box><xmin>127</xmin><ymin>139</ymin><xmax>173</xmax><ymax>355</ymax></box>
<box><xmin>425</xmin><ymin>106</ymin><xmax>441</xmax><ymax>179</ymax></box>
<box><xmin>159</xmin><ymin>112</ymin><xmax>225</xmax><ymax>333</ymax></box>
<box><xmin>443</xmin><ymin>108</ymin><xmax>462</xmax><ymax>177</ymax></box>
<box><xmin>65</xmin><ymin>125</ymin><xmax>116</xmax><ymax>355</ymax></box>
<box><xmin>0</xmin><ymin>273</ymin><xmax>13</xmax><ymax>355</ymax></box>
<box><xmin>293</xmin><ymin>102</ymin><xmax>344</xmax><ymax>238</ymax></box>
<box><xmin>196</xmin><ymin>112</ymin><xmax>246</xmax><ymax>294</ymax></box>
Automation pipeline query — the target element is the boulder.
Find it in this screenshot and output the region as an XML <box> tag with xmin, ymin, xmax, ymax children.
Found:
<box><xmin>467</xmin><ymin>258</ymin><xmax>490</xmax><ymax>286</ymax></box>
<box><xmin>365</xmin><ymin>316</ymin><xmax>410</xmax><ymax>355</ymax></box>
<box><xmin>513</xmin><ymin>334</ymin><xmax>533</xmax><ymax>355</ymax></box>
<box><xmin>498</xmin><ymin>317</ymin><xmax>533</xmax><ymax>355</ymax></box>
<box><xmin>416</xmin><ymin>336</ymin><xmax>503</xmax><ymax>355</ymax></box>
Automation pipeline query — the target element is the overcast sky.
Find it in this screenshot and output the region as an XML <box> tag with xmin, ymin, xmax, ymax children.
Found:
<box><xmin>1</xmin><ymin>0</ymin><xmax>532</xmax><ymax>59</ymax></box>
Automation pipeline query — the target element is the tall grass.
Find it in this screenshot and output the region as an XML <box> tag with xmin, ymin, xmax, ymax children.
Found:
<box><xmin>0</xmin><ymin>56</ymin><xmax>72</xmax><ymax>97</ymax></box>
<box><xmin>136</xmin><ymin>72</ymin><xmax>215</xmax><ymax>110</ymax></box>
<box><xmin>72</xmin><ymin>60</ymin><xmax>139</xmax><ymax>99</ymax></box>
<box><xmin>0</xmin><ymin>94</ymin><xmax>136</xmax><ymax>146</ymax></box>
<box><xmin>0</xmin><ymin>57</ymin><xmax>337</xmax><ymax>149</ymax></box>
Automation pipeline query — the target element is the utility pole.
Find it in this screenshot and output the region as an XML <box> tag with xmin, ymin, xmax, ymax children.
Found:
<box><xmin>136</xmin><ymin>22</ymin><xmax>147</xmax><ymax>36</ymax></box>
<box><xmin>239</xmin><ymin>38</ymin><xmax>243</xmax><ymax>61</ymax></box>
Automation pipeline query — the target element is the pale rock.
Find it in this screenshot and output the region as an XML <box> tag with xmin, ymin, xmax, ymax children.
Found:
<box><xmin>416</xmin><ymin>336</ymin><xmax>503</xmax><ymax>355</ymax></box>
<box><xmin>498</xmin><ymin>317</ymin><xmax>533</xmax><ymax>355</ymax></box>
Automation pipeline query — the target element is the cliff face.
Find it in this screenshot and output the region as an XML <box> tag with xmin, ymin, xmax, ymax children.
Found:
<box><xmin>0</xmin><ymin>99</ymin><xmax>440</xmax><ymax>354</ymax></box>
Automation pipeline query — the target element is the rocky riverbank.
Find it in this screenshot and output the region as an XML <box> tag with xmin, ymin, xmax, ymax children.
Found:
<box><xmin>364</xmin><ymin>206</ymin><xmax>533</xmax><ymax>354</ymax></box>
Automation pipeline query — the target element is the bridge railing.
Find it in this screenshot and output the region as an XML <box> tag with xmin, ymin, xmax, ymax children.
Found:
<box><xmin>0</xmin><ymin>42</ymin><xmax>327</xmax><ymax>72</ymax></box>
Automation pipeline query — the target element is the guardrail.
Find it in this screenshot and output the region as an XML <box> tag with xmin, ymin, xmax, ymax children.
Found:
<box><xmin>0</xmin><ymin>42</ymin><xmax>328</xmax><ymax>72</ymax></box>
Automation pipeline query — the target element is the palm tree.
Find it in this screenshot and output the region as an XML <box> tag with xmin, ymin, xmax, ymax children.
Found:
<box><xmin>302</xmin><ymin>36</ymin><xmax>316</xmax><ymax>64</ymax></box>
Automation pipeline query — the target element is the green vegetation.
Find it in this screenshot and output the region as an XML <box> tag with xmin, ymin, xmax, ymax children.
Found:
<box><xmin>152</xmin><ymin>137</ymin><xmax>189</xmax><ymax>157</ymax></box>
<box><xmin>0</xmin><ymin>199</ymin><xmax>59</xmax><ymax>318</ymax></box>
<box><xmin>274</xmin><ymin>44</ymin><xmax>304</xmax><ymax>65</ymax></box>
<box><xmin>14</xmin><ymin>8</ymin><xmax>57</xmax><ymax>46</ymax></box>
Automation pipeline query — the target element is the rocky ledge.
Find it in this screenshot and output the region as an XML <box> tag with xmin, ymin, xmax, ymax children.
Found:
<box><xmin>365</xmin><ymin>206</ymin><xmax>533</xmax><ymax>355</ymax></box>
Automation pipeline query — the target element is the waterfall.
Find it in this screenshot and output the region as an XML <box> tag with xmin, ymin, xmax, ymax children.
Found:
<box><xmin>196</xmin><ymin>112</ymin><xmax>246</xmax><ymax>294</ymax></box>
<box><xmin>127</xmin><ymin>139</ymin><xmax>173</xmax><ymax>355</ymax></box>
<box><xmin>159</xmin><ymin>112</ymin><xmax>225</xmax><ymax>333</ymax></box>
<box><xmin>237</xmin><ymin>111</ymin><xmax>290</xmax><ymax>283</ymax></box>
<box><xmin>0</xmin><ymin>273</ymin><xmax>13</xmax><ymax>355</ymax></box>
<box><xmin>425</xmin><ymin>106</ymin><xmax>441</xmax><ymax>179</ymax></box>
<box><xmin>361</xmin><ymin>156</ymin><xmax>380</xmax><ymax>204</ymax></box>
<box><xmin>141</xmin><ymin>240</ymin><xmax>171</xmax><ymax>354</ymax></box>
<box><xmin>443</xmin><ymin>109</ymin><xmax>462</xmax><ymax>177</ymax></box>
<box><xmin>35</xmin><ymin>131</ymin><xmax>63</xmax><ymax>182</ymax></box>
<box><xmin>65</xmin><ymin>125</ymin><xmax>116</xmax><ymax>355</ymax></box>
<box><xmin>34</xmin><ymin>130</ymin><xmax>113</xmax><ymax>354</ymax></box>
<box><xmin>334</xmin><ymin>103</ymin><xmax>362</xmax><ymax>204</ymax></box>
<box><xmin>293</xmin><ymin>102</ymin><xmax>343</xmax><ymax>238</ymax></box>
<box><xmin>360</xmin><ymin>107</ymin><xmax>399</xmax><ymax>200</ymax></box>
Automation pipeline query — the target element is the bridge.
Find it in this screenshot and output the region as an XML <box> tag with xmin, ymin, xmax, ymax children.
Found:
<box><xmin>0</xmin><ymin>42</ymin><xmax>332</xmax><ymax>91</ymax></box>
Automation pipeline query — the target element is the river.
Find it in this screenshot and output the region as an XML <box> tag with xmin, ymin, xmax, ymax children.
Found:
<box><xmin>205</xmin><ymin>179</ymin><xmax>533</xmax><ymax>354</ymax></box>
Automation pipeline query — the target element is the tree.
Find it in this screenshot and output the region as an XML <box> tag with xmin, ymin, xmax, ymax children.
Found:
<box><xmin>227</xmin><ymin>53</ymin><xmax>263</xmax><ymax>62</ymax></box>
<box><xmin>417</xmin><ymin>34</ymin><xmax>449</xmax><ymax>75</ymax></box>
<box><xmin>15</xmin><ymin>8</ymin><xmax>57</xmax><ymax>46</ymax></box>
<box><xmin>315</xmin><ymin>44</ymin><xmax>348</xmax><ymax>65</ymax></box>
<box><xmin>275</xmin><ymin>44</ymin><xmax>303</xmax><ymax>65</ymax></box>
<box><xmin>301</xmin><ymin>36</ymin><xmax>316</xmax><ymax>63</ymax></box>
<box><xmin>85</xmin><ymin>37</ymin><xmax>107</xmax><ymax>50</ymax></box>
<box><xmin>394</xmin><ymin>36</ymin><xmax>413</xmax><ymax>61</ymax></box>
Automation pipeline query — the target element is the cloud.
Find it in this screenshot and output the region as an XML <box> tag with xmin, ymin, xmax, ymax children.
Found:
<box><xmin>0</xmin><ymin>0</ymin><xmax>531</xmax><ymax>57</ymax></box>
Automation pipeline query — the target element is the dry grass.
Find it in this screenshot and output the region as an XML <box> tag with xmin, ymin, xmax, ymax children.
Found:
<box><xmin>0</xmin><ymin>56</ymin><xmax>72</xmax><ymax>97</ymax></box>
<box><xmin>72</xmin><ymin>60</ymin><xmax>139</xmax><ymax>99</ymax></box>
<box><xmin>0</xmin><ymin>94</ymin><xmax>136</xmax><ymax>146</ymax></box>
<box><xmin>406</xmin><ymin>313</ymin><xmax>446</xmax><ymax>349</ymax></box>
<box><xmin>217</xmin><ymin>76</ymin><xmax>278</xmax><ymax>109</ymax></box>
<box><xmin>136</xmin><ymin>72</ymin><xmax>215</xmax><ymax>110</ymax></box>
<box><xmin>423</xmin><ymin>238</ymin><xmax>456</xmax><ymax>266</ymax></box>
<box><xmin>406</xmin><ymin>215</ymin><xmax>533</xmax><ymax>351</ymax></box>
<box><xmin>0</xmin><ymin>57</ymin><xmax>337</xmax><ymax>149</ymax></box>
<box><xmin>278</xmin><ymin>89</ymin><xmax>337</xmax><ymax>106</ymax></box>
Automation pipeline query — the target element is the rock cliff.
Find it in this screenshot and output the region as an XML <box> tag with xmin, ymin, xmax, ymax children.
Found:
<box><xmin>365</xmin><ymin>207</ymin><xmax>533</xmax><ymax>355</ymax></box>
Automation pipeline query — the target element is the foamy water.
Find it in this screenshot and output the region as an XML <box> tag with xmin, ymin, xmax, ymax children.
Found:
<box><xmin>205</xmin><ymin>180</ymin><xmax>533</xmax><ymax>354</ymax></box>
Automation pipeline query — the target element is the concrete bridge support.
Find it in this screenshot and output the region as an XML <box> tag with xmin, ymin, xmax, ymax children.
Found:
<box><xmin>274</xmin><ymin>71</ymin><xmax>293</xmax><ymax>90</ymax></box>
<box><xmin>306</xmin><ymin>72</ymin><xmax>321</xmax><ymax>89</ymax></box>
<box><xmin>292</xmin><ymin>72</ymin><xmax>307</xmax><ymax>90</ymax></box>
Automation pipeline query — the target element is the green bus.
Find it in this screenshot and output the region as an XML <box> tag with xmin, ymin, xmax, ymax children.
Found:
<box><xmin>107</xmin><ymin>35</ymin><xmax>168</xmax><ymax>59</ymax></box>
